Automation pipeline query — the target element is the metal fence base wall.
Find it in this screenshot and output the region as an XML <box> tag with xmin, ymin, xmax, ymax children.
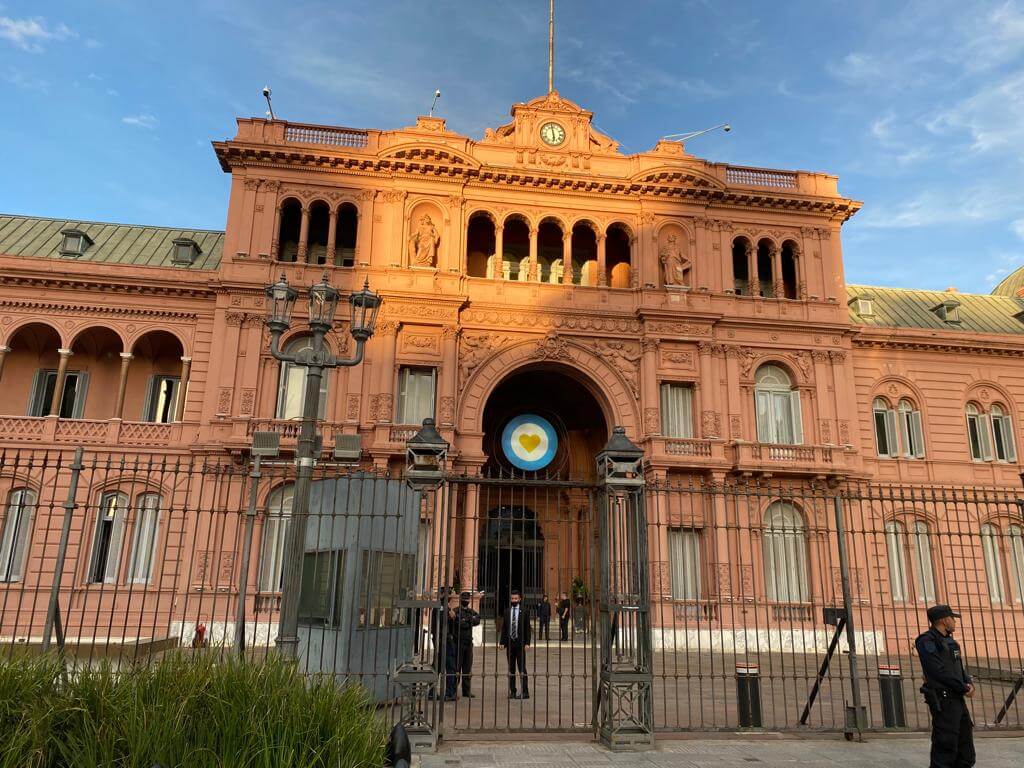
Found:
<box><xmin>0</xmin><ymin>448</ymin><xmax>1021</xmax><ymax>736</ymax></box>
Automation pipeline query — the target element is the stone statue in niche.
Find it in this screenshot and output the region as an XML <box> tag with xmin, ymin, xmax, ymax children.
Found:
<box><xmin>408</xmin><ymin>214</ymin><xmax>440</xmax><ymax>267</ymax></box>
<box><xmin>659</xmin><ymin>234</ymin><xmax>690</xmax><ymax>288</ymax></box>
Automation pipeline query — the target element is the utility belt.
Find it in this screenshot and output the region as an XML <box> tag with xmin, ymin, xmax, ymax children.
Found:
<box><xmin>920</xmin><ymin>682</ymin><xmax>960</xmax><ymax>715</ymax></box>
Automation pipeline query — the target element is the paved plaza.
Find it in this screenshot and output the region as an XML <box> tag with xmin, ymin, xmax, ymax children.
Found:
<box><xmin>420</xmin><ymin>735</ymin><xmax>1024</xmax><ymax>768</ymax></box>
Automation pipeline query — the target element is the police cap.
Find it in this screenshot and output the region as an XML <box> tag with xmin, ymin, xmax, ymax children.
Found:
<box><xmin>927</xmin><ymin>604</ymin><xmax>961</xmax><ymax>622</ymax></box>
<box><xmin>460</xmin><ymin>591</ymin><xmax>471</xmax><ymax>600</ymax></box>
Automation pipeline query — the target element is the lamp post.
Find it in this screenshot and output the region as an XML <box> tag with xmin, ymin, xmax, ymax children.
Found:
<box><xmin>264</xmin><ymin>272</ymin><xmax>381</xmax><ymax>659</ymax></box>
<box><xmin>404</xmin><ymin>417</ymin><xmax>450</xmax><ymax>490</ymax></box>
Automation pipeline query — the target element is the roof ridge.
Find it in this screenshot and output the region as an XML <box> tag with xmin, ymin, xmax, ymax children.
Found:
<box><xmin>0</xmin><ymin>212</ymin><xmax>225</xmax><ymax>236</ymax></box>
<box><xmin>848</xmin><ymin>284</ymin><xmax>1020</xmax><ymax>301</ymax></box>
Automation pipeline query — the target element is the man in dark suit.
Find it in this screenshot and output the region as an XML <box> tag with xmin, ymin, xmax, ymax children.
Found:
<box><xmin>557</xmin><ymin>592</ymin><xmax>571</xmax><ymax>641</ymax></box>
<box><xmin>499</xmin><ymin>588</ymin><xmax>531</xmax><ymax>699</ymax></box>
<box><xmin>454</xmin><ymin>591</ymin><xmax>481</xmax><ymax>698</ymax></box>
<box><xmin>538</xmin><ymin>594</ymin><xmax>552</xmax><ymax>641</ymax></box>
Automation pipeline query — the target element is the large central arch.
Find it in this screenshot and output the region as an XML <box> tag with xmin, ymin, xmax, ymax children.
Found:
<box><xmin>457</xmin><ymin>336</ymin><xmax>640</xmax><ymax>439</ymax></box>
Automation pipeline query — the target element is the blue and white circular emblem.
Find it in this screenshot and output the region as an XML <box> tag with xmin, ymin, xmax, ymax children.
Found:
<box><xmin>501</xmin><ymin>414</ymin><xmax>558</xmax><ymax>471</ymax></box>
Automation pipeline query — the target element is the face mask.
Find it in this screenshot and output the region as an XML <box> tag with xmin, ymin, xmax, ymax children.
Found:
<box><xmin>461</xmin><ymin>600</ymin><xmax>469</xmax><ymax>608</ymax></box>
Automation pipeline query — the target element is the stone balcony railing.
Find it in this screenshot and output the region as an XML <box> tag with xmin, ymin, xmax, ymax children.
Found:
<box><xmin>647</xmin><ymin>437</ymin><xmax>728</xmax><ymax>467</ymax></box>
<box><xmin>0</xmin><ymin>416</ymin><xmax>191</xmax><ymax>448</ymax></box>
<box><xmin>731</xmin><ymin>441</ymin><xmax>851</xmax><ymax>476</ymax></box>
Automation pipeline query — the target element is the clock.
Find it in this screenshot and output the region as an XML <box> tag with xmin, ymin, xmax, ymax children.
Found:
<box><xmin>539</xmin><ymin>121</ymin><xmax>566</xmax><ymax>146</ymax></box>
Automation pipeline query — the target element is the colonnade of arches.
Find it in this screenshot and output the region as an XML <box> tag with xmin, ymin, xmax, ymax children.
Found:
<box><xmin>466</xmin><ymin>213</ymin><xmax>633</xmax><ymax>288</ymax></box>
<box><xmin>274</xmin><ymin>198</ymin><xmax>359</xmax><ymax>266</ymax></box>
<box><xmin>730</xmin><ymin>237</ymin><xmax>802</xmax><ymax>299</ymax></box>
<box><xmin>0</xmin><ymin>323</ymin><xmax>189</xmax><ymax>422</ymax></box>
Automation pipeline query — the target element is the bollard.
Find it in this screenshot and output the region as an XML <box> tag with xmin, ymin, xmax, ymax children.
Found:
<box><xmin>736</xmin><ymin>662</ymin><xmax>763</xmax><ymax>728</ymax></box>
<box><xmin>385</xmin><ymin>723</ymin><xmax>411</xmax><ymax>767</ymax></box>
<box><xmin>878</xmin><ymin>664</ymin><xmax>906</xmax><ymax>728</ymax></box>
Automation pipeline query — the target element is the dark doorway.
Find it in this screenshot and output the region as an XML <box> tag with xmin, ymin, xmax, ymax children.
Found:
<box><xmin>478</xmin><ymin>506</ymin><xmax>544</xmax><ymax>618</ymax></box>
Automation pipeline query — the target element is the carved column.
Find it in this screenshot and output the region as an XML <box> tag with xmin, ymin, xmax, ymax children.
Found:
<box><xmin>746</xmin><ymin>241</ymin><xmax>759</xmax><ymax>297</ymax></box>
<box><xmin>596</xmin><ymin>233</ymin><xmax>607</xmax><ymax>287</ymax></box>
<box><xmin>326</xmin><ymin>206</ymin><xmax>338</xmax><ymax>264</ymax></box>
<box><xmin>0</xmin><ymin>345</ymin><xmax>9</xmax><ymax>386</ymax></box>
<box><xmin>710</xmin><ymin>471</ymin><xmax>733</xmax><ymax>599</ymax></box>
<box><xmin>114</xmin><ymin>352</ymin><xmax>133</xmax><ymax>419</ymax></box>
<box><xmin>528</xmin><ymin>227</ymin><xmax>539</xmax><ymax>281</ymax></box>
<box><xmin>461</xmin><ymin>473</ymin><xmax>483</xmax><ymax>595</ymax></box>
<box><xmin>49</xmin><ymin>349</ymin><xmax>73</xmax><ymax>417</ymax></box>
<box><xmin>641</xmin><ymin>338</ymin><xmax>660</xmax><ymax>436</ymax></box>
<box><xmin>175</xmin><ymin>356</ymin><xmax>192</xmax><ymax>422</ymax></box>
<box><xmin>374</xmin><ymin>321</ymin><xmax>398</xmax><ymax>422</ymax></box>
<box><xmin>493</xmin><ymin>224</ymin><xmax>504</xmax><ymax>279</ymax></box>
<box><xmin>794</xmin><ymin>243</ymin><xmax>807</xmax><ymax>299</ymax></box>
<box><xmin>438</xmin><ymin>326</ymin><xmax>459</xmax><ymax>427</ymax></box>
<box><xmin>270</xmin><ymin>200</ymin><xmax>282</xmax><ymax>259</ymax></box>
<box><xmin>297</xmin><ymin>205</ymin><xmax>311</xmax><ymax>262</ymax></box>
<box><xmin>698</xmin><ymin>343</ymin><xmax>719</xmax><ymax>438</ymax></box>
<box><xmin>562</xmin><ymin>231</ymin><xmax>573</xmax><ymax>284</ymax></box>
<box><xmin>770</xmin><ymin>242</ymin><xmax>783</xmax><ymax>298</ymax></box>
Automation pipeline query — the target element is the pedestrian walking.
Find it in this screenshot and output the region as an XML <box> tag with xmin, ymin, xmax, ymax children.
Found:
<box><xmin>916</xmin><ymin>604</ymin><xmax>975</xmax><ymax>768</ymax></box>
<box><xmin>499</xmin><ymin>588</ymin><xmax>531</xmax><ymax>699</ymax></box>
<box><xmin>538</xmin><ymin>594</ymin><xmax>551</xmax><ymax>641</ymax></box>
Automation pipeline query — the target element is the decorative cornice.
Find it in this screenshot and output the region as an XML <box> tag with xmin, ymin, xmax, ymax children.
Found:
<box><xmin>852</xmin><ymin>336</ymin><xmax>1024</xmax><ymax>358</ymax></box>
<box><xmin>0</xmin><ymin>299</ymin><xmax>200</xmax><ymax>321</ymax></box>
<box><xmin>0</xmin><ymin>274</ymin><xmax>215</xmax><ymax>299</ymax></box>
<box><xmin>461</xmin><ymin>306</ymin><xmax>640</xmax><ymax>334</ymax></box>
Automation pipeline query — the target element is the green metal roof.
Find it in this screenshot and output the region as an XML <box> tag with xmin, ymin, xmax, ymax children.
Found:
<box><xmin>0</xmin><ymin>214</ymin><xmax>223</xmax><ymax>270</ymax></box>
<box><xmin>991</xmin><ymin>266</ymin><xmax>1024</xmax><ymax>297</ymax></box>
<box><xmin>847</xmin><ymin>284</ymin><xmax>1024</xmax><ymax>335</ymax></box>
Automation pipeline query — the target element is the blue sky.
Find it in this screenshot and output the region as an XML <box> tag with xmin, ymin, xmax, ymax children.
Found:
<box><xmin>2</xmin><ymin>1</ymin><xmax>1022</xmax><ymax>293</ymax></box>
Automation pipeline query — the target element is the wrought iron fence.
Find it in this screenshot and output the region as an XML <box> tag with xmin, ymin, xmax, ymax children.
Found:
<box><xmin>0</xmin><ymin>446</ymin><xmax>1021</xmax><ymax>738</ymax></box>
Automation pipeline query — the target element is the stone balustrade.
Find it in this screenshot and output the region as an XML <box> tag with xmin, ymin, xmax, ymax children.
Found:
<box><xmin>0</xmin><ymin>416</ymin><xmax>187</xmax><ymax>448</ymax></box>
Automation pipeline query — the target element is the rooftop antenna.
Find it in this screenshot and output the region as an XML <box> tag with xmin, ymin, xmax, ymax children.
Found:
<box><xmin>548</xmin><ymin>0</ymin><xmax>555</xmax><ymax>93</ymax></box>
<box><xmin>262</xmin><ymin>86</ymin><xmax>275</xmax><ymax>121</ymax></box>
<box><xmin>662</xmin><ymin>123</ymin><xmax>732</xmax><ymax>143</ymax></box>
<box><xmin>429</xmin><ymin>89</ymin><xmax>442</xmax><ymax>117</ymax></box>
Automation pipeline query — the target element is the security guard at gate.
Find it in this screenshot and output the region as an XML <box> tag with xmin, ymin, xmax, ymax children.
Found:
<box><xmin>916</xmin><ymin>604</ymin><xmax>976</xmax><ymax>768</ymax></box>
<box><xmin>454</xmin><ymin>591</ymin><xmax>481</xmax><ymax>698</ymax></box>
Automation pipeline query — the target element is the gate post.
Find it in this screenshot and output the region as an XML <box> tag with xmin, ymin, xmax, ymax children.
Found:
<box><xmin>595</xmin><ymin>428</ymin><xmax>654</xmax><ymax>750</ymax></box>
<box><xmin>833</xmin><ymin>492</ymin><xmax>866</xmax><ymax>739</ymax></box>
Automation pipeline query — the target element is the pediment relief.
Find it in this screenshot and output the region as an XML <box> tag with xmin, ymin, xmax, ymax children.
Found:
<box><xmin>480</xmin><ymin>90</ymin><xmax>621</xmax><ymax>156</ymax></box>
<box><xmin>631</xmin><ymin>164</ymin><xmax>726</xmax><ymax>190</ymax></box>
<box><xmin>378</xmin><ymin>141</ymin><xmax>481</xmax><ymax>169</ymax></box>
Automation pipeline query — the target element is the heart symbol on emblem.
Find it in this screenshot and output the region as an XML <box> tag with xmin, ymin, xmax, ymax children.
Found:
<box><xmin>518</xmin><ymin>434</ymin><xmax>541</xmax><ymax>453</ymax></box>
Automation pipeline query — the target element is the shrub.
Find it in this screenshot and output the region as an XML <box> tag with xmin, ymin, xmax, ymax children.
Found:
<box><xmin>0</xmin><ymin>652</ymin><xmax>386</xmax><ymax>768</ymax></box>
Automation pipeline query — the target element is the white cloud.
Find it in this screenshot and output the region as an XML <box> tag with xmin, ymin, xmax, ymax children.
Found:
<box><xmin>122</xmin><ymin>113</ymin><xmax>158</xmax><ymax>129</ymax></box>
<box><xmin>3</xmin><ymin>68</ymin><xmax>49</xmax><ymax>92</ymax></box>
<box><xmin>1013</xmin><ymin>219</ymin><xmax>1024</xmax><ymax>240</ymax></box>
<box><xmin>926</xmin><ymin>71</ymin><xmax>1024</xmax><ymax>154</ymax></box>
<box><xmin>0</xmin><ymin>15</ymin><xmax>76</xmax><ymax>52</ymax></box>
<box><xmin>859</xmin><ymin>185</ymin><xmax>1024</xmax><ymax>230</ymax></box>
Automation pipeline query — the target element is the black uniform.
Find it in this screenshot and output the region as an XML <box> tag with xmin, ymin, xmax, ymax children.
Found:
<box><xmin>916</xmin><ymin>625</ymin><xmax>975</xmax><ymax>768</ymax></box>
<box><xmin>430</xmin><ymin>602</ymin><xmax>458</xmax><ymax>700</ymax></box>
<box><xmin>557</xmin><ymin>598</ymin><xmax>571</xmax><ymax>641</ymax></box>
<box><xmin>454</xmin><ymin>596</ymin><xmax>481</xmax><ymax>697</ymax></box>
<box><xmin>538</xmin><ymin>598</ymin><xmax>551</xmax><ymax>641</ymax></box>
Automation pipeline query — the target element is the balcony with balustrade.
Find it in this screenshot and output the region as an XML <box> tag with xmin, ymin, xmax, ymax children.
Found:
<box><xmin>0</xmin><ymin>415</ymin><xmax>195</xmax><ymax>449</ymax></box>
<box><xmin>730</xmin><ymin>441</ymin><xmax>853</xmax><ymax>477</ymax></box>
<box><xmin>647</xmin><ymin>436</ymin><xmax>728</xmax><ymax>470</ymax></box>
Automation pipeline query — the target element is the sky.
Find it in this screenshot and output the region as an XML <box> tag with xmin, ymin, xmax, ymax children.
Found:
<box><xmin>2</xmin><ymin>0</ymin><xmax>1023</xmax><ymax>293</ymax></box>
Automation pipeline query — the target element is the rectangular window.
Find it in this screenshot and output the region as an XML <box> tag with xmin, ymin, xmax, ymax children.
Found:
<box><xmin>668</xmin><ymin>528</ymin><xmax>701</xmax><ymax>600</ymax></box>
<box><xmin>660</xmin><ymin>383</ymin><xmax>694</xmax><ymax>438</ymax></box>
<box><xmin>89</xmin><ymin>492</ymin><xmax>127</xmax><ymax>584</ymax></box>
<box><xmin>899</xmin><ymin>408</ymin><xmax>925</xmax><ymax>458</ymax></box>
<box><xmin>299</xmin><ymin>550</ymin><xmax>346</xmax><ymax>628</ymax></box>
<box><xmin>981</xmin><ymin>525</ymin><xmax>1005</xmax><ymax>604</ymax></box>
<box><xmin>126</xmin><ymin>494</ymin><xmax>160</xmax><ymax>583</ymax></box>
<box><xmin>912</xmin><ymin>522</ymin><xmax>936</xmax><ymax>603</ymax></box>
<box><xmin>358</xmin><ymin>550</ymin><xmax>414</xmax><ymax>629</ymax></box>
<box><xmin>756</xmin><ymin>390</ymin><xmax>800</xmax><ymax>445</ymax></box>
<box><xmin>258</xmin><ymin>513</ymin><xmax>289</xmax><ymax>593</ymax></box>
<box><xmin>29</xmin><ymin>370</ymin><xmax>87</xmax><ymax>418</ymax></box>
<box><xmin>0</xmin><ymin>489</ymin><xmax>36</xmax><ymax>583</ymax></box>
<box><xmin>144</xmin><ymin>376</ymin><xmax>180</xmax><ymax>423</ymax></box>
<box><xmin>874</xmin><ymin>408</ymin><xmax>898</xmax><ymax>458</ymax></box>
<box><xmin>993</xmin><ymin>415</ymin><xmax>1017</xmax><ymax>462</ymax></box>
<box><xmin>276</xmin><ymin>362</ymin><xmax>327</xmax><ymax>420</ymax></box>
<box><xmin>968</xmin><ymin>412</ymin><xmax>993</xmax><ymax>461</ymax></box>
<box><xmin>396</xmin><ymin>367</ymin><xmax>436</xmax><ymax>425</ymax></box>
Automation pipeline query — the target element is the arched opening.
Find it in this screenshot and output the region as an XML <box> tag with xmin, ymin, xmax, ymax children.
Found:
<box><xmin>307</xmin><ymin>201</ymin><xmax>331</xmax><ymax>265</ymax></box>
<box><xmin>474</xmin><ymin>365</ymin><xmax>609</xmax><ymax>617</ymax></box>
<box><xmin>606</xmin><ymin>224</ymin><xmax>632</xmax><ymax>288</ymax></box>
<box><xmin>334</xmin><ymin>203</ymin><xmax>358</xmax><ymax>267</ymax></box>
<box><xmin>731</xmin><ymin>237</ymin><xmax>750</xmax><ymax>295</ymax></box>
<box><xmin>129</xmin><ymin>331</ymin><xmax>185</xmax><ymax>422</ymax></box>
<box><xmin>780</xmin><ymin>240</ymin><xmax>799</xmax><ymax>299</ymax></box>
<box><xmin>69</xmin><ymin>327</ymin><xmax>124</xmax><ymax>420</ymax></box>
<box><xmin>502</xmin><ymin>216</ymin><xmax>530</xmax><ymax>281</ymax></box>
<box><xmin>754</xmin><ymin>363</ymin><xmax>803</xmax><ymax>445</ymax></box>
<box><xmin>537</xmin><ymin>219</ymin><xmax>563</xmax><ymax>283</ymax></box>
<box><xmin>757</xmin><ymin>239</ymin><xmax>775</xmax><ymax>298</ymax></box>
<box><xmin>466</xmin><ymin>212</ymin><xmax>495</xmax><ymax>277</ymax></box>
<box><xmin>571</xmin><ymin>222</ymin><xmax>597</xmax><ymax>286</ymax></box>
<box><xmin>276</xmin><ymin>336</ymin><xmax>329</xmax><ymax>420</ymax></box>
<box><xmin>277</xmin><ymin>198</ymin><xmax>302</xmax><ymax>263</ymax></box>
<box><xmin>762</xmin><ymin>501</ymin><xmax>809</xmax><ymax>603</ymax></box>
<box><xmin>3</xmin><ymin>323</ymin><xmax>62</xmax><ymax>416</ymax></box>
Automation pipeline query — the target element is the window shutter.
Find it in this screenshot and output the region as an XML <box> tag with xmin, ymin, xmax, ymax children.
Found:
<box><xmin>981</xmin><ymin>414</ymin><xmax>994</xmax><ymax>461</ymax></box>
<box><xmin>105</xmin><ymin>503</ymin><xmax>125</xmax><ymax>584</ymax></box>
<box><xmin>790</xmin><ymin>390</ymin><xmax>804</xmax><ymax>445</ymax></box>
<box><xmin>911</xmin><ymin>411</ymin><xmax>926</xmax><ymax>458</ymax></box>
<box><xmin>73</xmin><ymin>372</ymin><xmax>89</xmax><ymax>419</ymax></box>
<box><xmin>884</xmin><ymin>410</ymin><xmax>898</xmax><ymax>457</ymax></box>
<box><xmin>27</xmin><ymin>370</ymin><xmax>44</xmax><ymax>417</ymax></box>
<box><xmin>1003</xmin><ymin>417</ymin><xmax>1017</xmax><ymax>462</ymax></box>
<box><xmin>755</xmin><ymin>391</ymin><xmax>771</xmax><ymax>442</ymax></box>
<box><xmin>142</xmin><ymin>375</ymin><xmax>156</xmax><ymax>422</ymax></box>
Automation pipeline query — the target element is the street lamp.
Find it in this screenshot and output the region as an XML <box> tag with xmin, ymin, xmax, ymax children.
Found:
<box><xmin>596</xmin><ymin>426</ymin><xmax>645</xmax><ymax>489</ymax></box>
<box><xmin>404</xmin><ymin>417</ymin><xmax>449</xmax><ymax>490</ymax></box>
<box><xmin>265</xmin><ymin>272</ymin><xmax>381</xmax><ymax>659</ymax></box>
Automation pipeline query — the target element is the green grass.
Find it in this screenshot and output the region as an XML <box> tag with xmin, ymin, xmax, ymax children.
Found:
<box><xmin>0</xmin><ymin>652</ymin><xmax>386</xmax><ymax>768</ymax></box>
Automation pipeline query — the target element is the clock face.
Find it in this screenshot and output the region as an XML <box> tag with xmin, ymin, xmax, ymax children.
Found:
<box><xmin>539</xmin><ymin>122</ymin><xmax>566</xmax><ymax>146</ymax></box>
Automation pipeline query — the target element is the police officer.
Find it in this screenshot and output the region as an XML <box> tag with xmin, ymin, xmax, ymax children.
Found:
<box><xmin>454</xmin><ymin>591</ymin><xmax>481</xmax><ymax>698</ymax></box>
<box><xmin>915</xmin><ymin>604</ymin><xmax>976</xmax><ymax>768</ymax></box>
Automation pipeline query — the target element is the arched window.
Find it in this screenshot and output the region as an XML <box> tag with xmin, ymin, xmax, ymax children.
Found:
<box><xmin>259</xmin><ymin>484</ymin><xmax>293</xmax><ymax>593</ymax></box>
<box><xmin>126</xmin><ymin>493</ymin><xmax>161</xmax><ymax>584</ymax></box>
<box><xmin>897</xmin><ymin>399</ymin><xmax>925</xmax><ymax>459</ymax></box>
<box><xmin>334</xmin><ymin>203</ymin><xmax>358</xmax><ymax>267</ymax></box>
<box><xmin>1010</xmin><ymin>524</ymin><xmax>1024</xmax><ymax>604</ymax></box>
<box><xmin>991</xmin><ymin>404</ymin><xmax>1017</xmax><ymax>462</ymax></box>
<box><xmin>276</xmin><ymin>199</ymin><xmax>302</xmax><ymax>263</ymax></box>
<box><xmin>754</xmin><ymin>365</ymin><xmax>802</xmax><ymax>445</ymax></box>
<box><xmin>981</xmin><ymin>523</ymin><xmax>1006</xmax><ymax>604</ymax></box>
<box><xmin>762</xmin><ymin>502</ymin><xmax>809</xmax><ymax>602</ymax></box>
<box><xmin>276</xmin><ymin>337</ymin><xmax>328</xmax><ymax>420</ymax></box>
<box><xmin>731</xmin><ymin>238</ymin><xmax>750</xmax><ymax>295</ymax></box>
<box><xmin>89</xmin><ymin>491</ymin><xmax>128</xmax><ymax>584</ymax></box>
<box><xmin>873</xmin><ymin>398</ymin><xmax>898</xmax><ymax>458</ymax></box>
<box><xmin>0</xmin><ymin>488</ymin><xmax>36</xmax><ymax>582</ymax></box>
<box><xmin>885</xmin><ymin>518</ymin><xmax>936</xmax><ymax>603</ymax></box>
